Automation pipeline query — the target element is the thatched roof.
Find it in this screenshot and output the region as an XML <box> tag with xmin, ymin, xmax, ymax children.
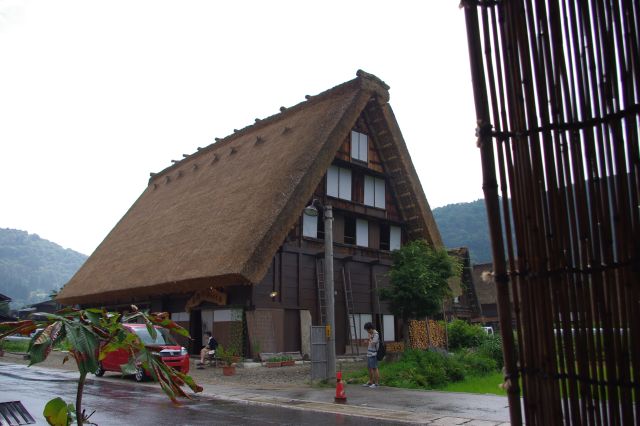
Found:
<box><xmin>472</xmin><ymin>263</ymin><xmax>497</xmax><ymax>305</ymax></box>
<box><xmin>57</xmin><ymin>71</ymin><xmax>442</xmax><ymax>305</ymax></box>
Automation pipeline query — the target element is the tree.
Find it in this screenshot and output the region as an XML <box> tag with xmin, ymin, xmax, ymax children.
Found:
<box><xmin>380</xmin><ymin>240</ymin><xmax>460</xmax><ymax>348</ymax></box>
<box><xmin>0</xmin><ymin>306</ymin><xmax>202</xmax><ymax>426</ymax></box>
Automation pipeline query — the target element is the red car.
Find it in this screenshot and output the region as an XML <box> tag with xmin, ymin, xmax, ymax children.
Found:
<box><xmin>94</xmin><ymin>323</ymin><xmax>190</xmax><ymax>381</ymax></box>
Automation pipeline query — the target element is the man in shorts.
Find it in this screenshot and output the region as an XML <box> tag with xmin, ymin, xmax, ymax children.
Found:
<box><xmin>362</xmin><ymin>322</ymin><xmax>380</xmax><ymax>388</ymax></box>
<box><xmin>198</xmin><ymin>331</ymin><xmax>218</xmax><ymax>366</ymax></box>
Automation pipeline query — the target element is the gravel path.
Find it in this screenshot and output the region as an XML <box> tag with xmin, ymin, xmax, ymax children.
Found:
<box><xmin>1</xmin><ymin>350</ymin><xmax>366</xmax><ymax>388</ymax></box>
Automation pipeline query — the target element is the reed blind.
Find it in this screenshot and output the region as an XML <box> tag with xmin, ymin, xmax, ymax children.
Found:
<box><xmin>461</xmin><ymin>1</ymin><xmax>639</xmax><ymax>424</ymax></box>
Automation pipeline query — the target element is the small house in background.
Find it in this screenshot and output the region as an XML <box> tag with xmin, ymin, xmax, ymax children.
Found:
<box><xmin>471</xmin><ymin>263</ymin><xmax>499</xmax><ymax>328</ymax></box>
<box><xmin>445</xmin><ymin>247</ymin><xmax>481</xmax><ymax>321</ymax></box>
<box><xmin>17</xmin><ymin>299</ymin><xmax>62</xmax><ymax>320</ymax></box>
<box><xmin>0</xmin><ymin>293</ymin><xmax>16</xmax><ymax>321</ymax></box>
<box><xmin>56</xmin><ymin>71</ymin><xmax>445</xmax><ymax>357</ymax></box>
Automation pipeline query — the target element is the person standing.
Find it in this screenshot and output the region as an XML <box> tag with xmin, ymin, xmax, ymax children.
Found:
<box><xmin>362</xmin><ymin>322</ymin><xmax>380</xmax><ymax>388</ymax></box>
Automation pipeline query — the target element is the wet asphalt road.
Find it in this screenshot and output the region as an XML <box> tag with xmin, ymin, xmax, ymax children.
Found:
<box><xmin>0</xmin><ymin>363</ymin><xmax>397</xmax><ymax>425</ymax></box>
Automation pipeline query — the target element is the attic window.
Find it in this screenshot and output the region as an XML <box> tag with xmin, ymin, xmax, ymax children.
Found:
<box><xmin>351</xmin><ymin>131</ymin><xmax>368</xmax><ymax>163</ymax></box>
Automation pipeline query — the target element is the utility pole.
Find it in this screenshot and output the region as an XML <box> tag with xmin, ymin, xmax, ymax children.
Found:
<box><xmin>323</xmin><ymin>205</ymin><xmax>336</xmax><ymax>380</ymax></box>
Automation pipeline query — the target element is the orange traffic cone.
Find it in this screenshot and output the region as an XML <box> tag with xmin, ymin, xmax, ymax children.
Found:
<box><xmin>335</xmin><ymin>371</ymin><xmax>347</xmax><ymax>403</ymax></box>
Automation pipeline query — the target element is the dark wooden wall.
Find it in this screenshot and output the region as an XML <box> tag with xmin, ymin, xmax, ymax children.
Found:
<box><xmin>250</xmin><ymin>241</ymin><xmax>392</xmax><ymax>354</ymax></box>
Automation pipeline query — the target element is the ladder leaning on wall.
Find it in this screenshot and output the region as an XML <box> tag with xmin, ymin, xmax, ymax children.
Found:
<box><xmin>315</xmin><ymin>258</ymin><xmax>327</xmax><ymax>326</ymax></box>
<box><xmin>342</xmin><ymin>265</ymin><xmax>359</xmax><ymax>355</ymax></box>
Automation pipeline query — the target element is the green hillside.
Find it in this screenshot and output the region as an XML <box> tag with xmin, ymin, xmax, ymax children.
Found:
<box><xmin>433</xmin><ymin>199</ymin><xmax>492</xmax><ymax>264</ymax></box>
<box><xmin>0</xmin><ymin>228</ymin><xmax>87</xmax><ymax>308</ymax></box>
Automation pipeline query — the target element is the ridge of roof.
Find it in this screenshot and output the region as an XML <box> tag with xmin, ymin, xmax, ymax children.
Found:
<box><xmin>149</xmin><ymin>70</ymin><xmax>390</xmax><ymax>184</ymax></box>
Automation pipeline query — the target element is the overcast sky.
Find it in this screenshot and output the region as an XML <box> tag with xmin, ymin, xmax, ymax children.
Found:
<box><xmin>0</xmin><ymin>0</ymin><xmax>481</xmax><ymax>255</ymax></box>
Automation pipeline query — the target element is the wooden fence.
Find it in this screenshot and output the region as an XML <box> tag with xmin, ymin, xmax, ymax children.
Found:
<box><xmin>461</xmin><ymin>1</ymin><xmax>639</xmax><ymax>424</ymax></box>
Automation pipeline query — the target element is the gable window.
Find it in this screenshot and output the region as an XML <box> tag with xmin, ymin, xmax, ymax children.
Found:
<box><xmin>351</xmin><ymin>131</ymin><xmax>368</xmax><ymax>163</ymax></box>
<box><xmin>390</xmin><ymin>225</ymin><xmax>402</xmax><ymax>250</ymax></box>
<box><xmin>327</xmin><ymin>165</ymin><xmax>352</xmax><ymax>200</ymax></box>
<box><xmin>364</xmin><ymin>175</ymin><xmax>385</xmax><ymax>209</ymax></box>
<box><xmin>356</xmin><ymin>218</ymin><xmax>369</xmax><ymax>247</ymax></box>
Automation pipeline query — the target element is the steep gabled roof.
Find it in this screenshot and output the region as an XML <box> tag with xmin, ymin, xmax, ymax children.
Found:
<box><xmin>472</xmin><ymin>263</ymin><xmax>497</xmax><ymax>305</ymax></box>
<box><xmin>57</xmin><ymin>71</ymin><xmax>441</xmax><ymax>305</ymax></box>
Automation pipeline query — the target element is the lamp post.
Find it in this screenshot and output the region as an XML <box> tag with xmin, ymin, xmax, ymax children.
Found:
<box><xmin>304</xmin><ymin>199</ymin><xmax>336</xmax><ymax>381</ymax></box>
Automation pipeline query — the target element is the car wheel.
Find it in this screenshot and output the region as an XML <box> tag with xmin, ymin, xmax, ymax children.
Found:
<box><xmin>135</xmin><ymin>366</ymin><xmax>146</xmax><ymax>382</ymax></box>
<box><xmin>94</xmin><ymin>363</ymin><xmax>105</xmax><ymax>377</ymax></box>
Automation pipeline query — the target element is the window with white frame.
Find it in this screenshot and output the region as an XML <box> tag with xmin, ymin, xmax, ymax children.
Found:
<box><xmin>390</xmin><ymin>225</ymin><xmax>402</xmax><ymax>250</ymax></box>
<box><xmin>382</xmin><ymin>315</ymin><xmax>395</xmax><ymax>341</ymax></box>
<box><xmin>351</xmin><ymin>131</ymin><xmax>368</xmax><ymax>162</ymax></box>
<box><xmin>303</xmin><ymin>213</ymin><xmax>318</xmax><ymax>238</ymax></box>
<box><xmin>364</xmin><ymin>175</ymin><xmax>385</xmax><ymax>208</ymax></box>
<box><xmin>326</xmin><ymin>165</ymin><xmax>352</xmax><ymax>200</ymax></box>
<box><xmin>348</xmin><ymin>313</ymin><xmax>395</xmax><ymax>342</ymax></box>
<box><xmin>348</xmin><ymin>313</ymin><xmax>373</xmax><ymax>342</ymax></box>
<box><xmin>356</xmin><ymin>218</ymin><xmax>368</xmax><ymax>247</ymax></box>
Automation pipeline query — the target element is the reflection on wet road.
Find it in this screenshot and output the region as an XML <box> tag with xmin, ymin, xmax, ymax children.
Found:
<box><xmin>0</xmin><ymin>363</ymin><xmax>397</xmax><ymax>425</ymax></box>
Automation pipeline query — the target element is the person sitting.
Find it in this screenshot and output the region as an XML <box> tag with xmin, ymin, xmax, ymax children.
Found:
<box><xmin>198</xmin><ymin>331</ymin><xmax>218</xmax><ymax>366</ymax></box>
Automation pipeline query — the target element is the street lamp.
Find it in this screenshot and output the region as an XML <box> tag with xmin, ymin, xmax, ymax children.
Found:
<box><xmin>304</xmin><ymin>199</ymin><xmax>336</xmax><ymax>381</ymax></box>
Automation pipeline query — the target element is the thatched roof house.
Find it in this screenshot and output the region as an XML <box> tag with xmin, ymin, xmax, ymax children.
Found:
<box><xmin>57</xmin><ymin>71</ymin><xmax>441</xmax><ymax>307</ymax></box>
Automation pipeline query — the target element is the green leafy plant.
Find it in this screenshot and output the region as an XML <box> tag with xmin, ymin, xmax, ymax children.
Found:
<box><xmin>227</xmin><ymin>319</ymin><xmax>244</xmax><ymax>360</ymax></box>
<box><xmin>380</xmin><ymin>240</ymin><xmax>461</xmax><ymax>348</ymax></box>
<box><xmin>251</xmin><ymin>339</ymin><xmax>261</xmax><ymax>361</ymax></box>
<box><xmin>216</xmin><ymin>345</ymin><xmax>238</xmax><ymax>366</ymax></box>
<box><xmin>0</xmin><ymin>306</ymin><xmax>202</xmax><ymax>426</ymax></box>
<box><xmin>477</xmin><ymin>333</ymin><xmax>504</xmax><ymax>369</ymax></box>
<box><xmin>447</xmin><ymin>319</ymin><xmax>486</xmax><ymax>350</ymax></box>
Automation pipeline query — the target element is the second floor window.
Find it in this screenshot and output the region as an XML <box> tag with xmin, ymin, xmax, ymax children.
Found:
<box><xmin>344</xmin><ymin>216</ymin><xmax>369</xmax><ymax>247</ymax></box>
<box><xmin>351</xmin><ymin>131</ymin><xmax>368</xmax><ymax>163</ymax></box>
<box><xmin>327</xmin><ymin>165</ymin><xmax>352</xmax><ymax>200</ymax></box>
<box><xmin>364</xmin><ymin>175</ymin><xmax>385</xmax><ymax>209</ymax></box>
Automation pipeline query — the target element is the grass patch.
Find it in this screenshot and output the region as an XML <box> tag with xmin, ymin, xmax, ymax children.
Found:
<box><xmin>1</xmin><ymin>339</ymin><xmax>30</xmax><ymax>353</ymax></box>
<box><xmin>439</xmin><ymin>371</ymin><xmax>506</xmax><ymax>395</ymax></box>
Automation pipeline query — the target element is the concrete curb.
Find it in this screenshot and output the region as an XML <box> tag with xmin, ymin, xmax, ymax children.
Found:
<box><xmin>196</xmin><ymin>388</ymin><xmax>438</xmax><ymax>424</ymax></box>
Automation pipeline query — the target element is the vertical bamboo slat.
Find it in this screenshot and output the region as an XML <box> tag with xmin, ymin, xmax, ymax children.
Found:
<box><xmin>462</xmin><ymin>0</ymin><xmax>639</xmax><ymax>424</ymax></box>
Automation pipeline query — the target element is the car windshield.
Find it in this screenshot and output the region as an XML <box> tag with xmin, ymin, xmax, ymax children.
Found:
<box><xmin>132</xmin><ymin>327</ymin><xmax>177</xmax><ymax>346</ymax></box>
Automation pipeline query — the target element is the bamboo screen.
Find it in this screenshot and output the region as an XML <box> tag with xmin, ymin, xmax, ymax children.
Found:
<box><xmin>461</xmin><ymin>1</ymin><xmax>639</xmax><ymax>425</ymax></box>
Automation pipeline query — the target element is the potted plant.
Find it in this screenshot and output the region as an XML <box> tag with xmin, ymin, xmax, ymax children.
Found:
<box><xmin>280</xmin><ymin>355</ymin><xmax>295</xmax><ymax>367</ymax></box>
<box><xmin>217</xmin><ymin>345</ymin><xmax>237</xmax><ymax>376</ymax></box>
<box><xmin>266</xmin><ymin>356</ymin><xmax>282</xmax><ymax>368</ymax></box>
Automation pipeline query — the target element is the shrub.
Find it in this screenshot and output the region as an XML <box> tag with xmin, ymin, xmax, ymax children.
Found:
<box><xmin>345</xmin><ymin>348</ymin><xmax>501</xmax><ymax>390</ymax></box>
<box><xmin>443</xmin><ymin>356</ymin><xmax>465</xmax><ymax>382</ymax></box>
<box><xmin>477</xmin><ymin>334</ymin><xmax>504</xmax><ymax>369</ymax></box>
<box><xmin>453</xmin><ymin>349</ymin><xmax>497</xmax><ymax>375</ymax></box>
<box><xmin>447</xmin><ymin>319</ymin><xmax>485</xmax><ymax>350</ymax></box>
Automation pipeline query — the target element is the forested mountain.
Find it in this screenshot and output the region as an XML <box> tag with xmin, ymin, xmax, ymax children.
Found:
<box><xmin>0</xmin><ymin>228</ymin><xmax>87</xmax><ymax>308</ymax></box>
<box><xmin>433</xmin><ymin>199</ymin><xmax>492</xmax><ymax>264</ymax></box>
